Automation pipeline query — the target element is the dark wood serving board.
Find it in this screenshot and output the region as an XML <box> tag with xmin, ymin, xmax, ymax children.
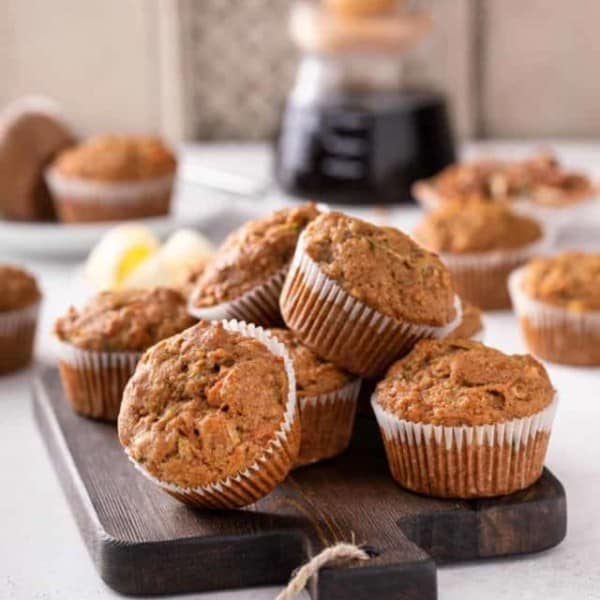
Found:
<box><xmin>33</xmin><ymin>368</ymin><xmax>567</xmax><ymax>599</ymax></box>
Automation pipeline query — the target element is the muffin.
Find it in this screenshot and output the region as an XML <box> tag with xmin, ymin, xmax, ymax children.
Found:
<box><xmin>280</xmin><ymin>212</ymin><xmax>461</xmax><ymax>378</ymax></box>
<box><xmin>0</xmin><ymin>265</ymin><xmax>41</xmax><ymax>373</ymax></box>
<box><xmin>189</xmin><ymin>203</ymin><xmax>320</xmax><ymax>326</ymax></box>
<box><xmin>270</xmin><ymin>328</ymin><xmax>360</xmax><ymax>467</ymax></box>
<box><xmin>412</xmin><ymin>153</ymin><xmax>595</xmax><ymax>229</ymax></box>
<box><xmin>414</xmin><ymin>203</ymin><xmax>547</xmax><ymax>310</ymax></box>
<box><xmin>445</xmin><ymin>302</ymin><xmax>484</xmax><ymax>341</ymax></box>
<box><xmin>54</xmin><ymin>288</ymin><xmax>195</xmax><ymax>420</ymax></box>
<box><xmin>372</xmin><ymin>339</ymin><xmax>557</xmax><ymax>498</ymax></box>
<box><xmin>0</xmin><ymin>96</ymin><xmax>75</xmax><ymax>221</ymax></box>
<box><xmin>509</xmin><ymin>252</ymin><xmax>600</xmax><ymax>366</ymax></box>
<box><xmin>118</xmin><ymin>320</ymin><xmax>300</xmax><ymax>509</ymax></box>
<box><xmin>46</xmin><ymin>134</ymin><xmax>177</xmax><ymax>223</ymax></box>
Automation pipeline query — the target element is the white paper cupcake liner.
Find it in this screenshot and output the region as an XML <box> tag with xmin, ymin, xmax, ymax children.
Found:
<box><xmin>188</xmin><ymin>267</ymin><xmax>287</xmax><ymax>327</ymax></box>
<box><xmin>45</xmin><ymin>169</ymin><xmax>175</xmax><ymax>204</ymax></box>
<box><xmin>509</xmin><ymin>266</ymin><xmax>600</xmax><ymax>365</ymax></box>
<box><xmin>280</xmin><ymin>235</ymin><xmax>463</xmax><ymax>378</ymax></box>
<box><xmin>295</xmin><ymin>378</ymin><xmax>361</xmax><ymax>468</ymax></box>
<box><xmin>0</xmin><ymin>302</ymin><xmax>40</xmax><ymax>336</ymax></box>
<box><xmin>56</xmin><ymin>341</ymin><xmax>142</xmax><ymax>420</ymax></box>
<box><xmin>125</xmin><ymin>320</ymin><xmax>300</xmax><ymax>509</ymax></box>
<box><xmin>438</xmin><ymin>231</ymin><xmax>551</xmax><ymax>311</ymax></box>
<box><xmin>372</xmin><ymin>393</ymin><xmax>558</xmax><ymax>498</ymax></box>
<box><xmin>0</xmin><ymin>301</ymin><xmax>40</xmax><ymax>373</ymax></box>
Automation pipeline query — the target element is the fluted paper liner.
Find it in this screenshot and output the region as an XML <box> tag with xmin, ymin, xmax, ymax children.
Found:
<box><xmin>438</xmin><ymin>232</ymin><xmax>551</xmax><ymax>311</ymax></box>
<box><xmin>509</xmin><ymin>266</ymin><xmax>600</xmax><ymax>365</ymax></box>
<box><xmin>188</xmin><ymin>267</ymin><xmax>287</xmax><ymax>327</ymax></box>
<box><xmin>125</xmin><ymin>320</ymin><xmax>300</xmax><ymax>509</ymax></box>
<box><xmin>56</xmin><ymin>342</ymin><xmax>142</xmax><ymax>421</ymax></box>
<box><xmin>295</xmin><ymin>378</ymin><xmax>361</xmax><ymax>468</ymax></box>
<box><xmin>0</xmin><ymin>302</ymin><xmax>40</xmax><ymax>374</ymax></box>
<box><xmin>372</xmin><ymin>393</ymin><xmax>558</xmax><ymax>498</ymax></box>
<box><xmin>280</xmin><ymin>235</ymin><xmax>463</xmax><ymax>378</ymax></box>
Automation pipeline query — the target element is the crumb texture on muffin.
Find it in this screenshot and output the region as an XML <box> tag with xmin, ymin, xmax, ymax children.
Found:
<box><xmin>414</xmin><ymin>204</ymin><xmax>542</xmax><ymax>254</ymax></box>
<box><xmin>192</xmin><ymin>203</ymin><xmax>319</xmax><ymax>307</ymax></box>
<box><xmin>54</xmin><ymin>287</ymin><xmax>195</xmax><ymax>352</ymax></box>
<box><xmin>522</xmin><ymin>251</ymin><xmax>600</xmax><ymax>312</ymax></box>
<box><xmin>302</xmin><ymin>212</ymin><xmax>456</xmax><ymax>326</ymax></box>
<box><xmin>0</xmin><ymin>264</ymin><xmax>41</xmax><ymax>311</ymax></box>
<box><xmin>425</xmin><ymin>153</ymin><xmax>593</xmax><ymax>207</ymax></box>
<box><xmin>445</xmin><ymin>302</ymin><xmax>483</xmax><ymax>339</ymax></box>
<box><xmin>270</xmin><ymin>328</ymin><xmax>352</xmax><ymax>397</ymax></box>
<box><xmin>52</xmin><ymin>134</ymin><xmax>176</xmax><ymax>181</ymax></box>
<box><xmin>118</xmin><ymin>321</ymin><xmax>289</xmax><ymax>488</ymax></box>
<box><xmin>375</xmin><ymin>339</ymin><xmax>554</xmax><ymax>426</ymax></box>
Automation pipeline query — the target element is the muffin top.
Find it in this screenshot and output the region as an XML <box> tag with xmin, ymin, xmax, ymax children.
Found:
<box><xmin>270</xmin><ymin>328</ymin><xmax>353</xmax><ymax>397</ymax></box>
<box><xmin>192</xmin><ymin>203</ymin><xmax>319</xmax><ymax>307</ymax></box>
<box><xmin>0</xmin><ymin>264</ymin><xmax>41</xmax><ymax>312</ymax></box>
<box><xmin>445</xmin><ymin>302</ymin><xmax>483</xmax><ymax>340</ymax></box>
<box><xmin>302</xmin><ymin>212</ymin><xmax>456</xmax><ymax>326</ymax></box>
<box><xmin>52</xmin><ymin>134</ymin><xmax>177</xmax><ymax>182</ymax></box>
<box><xmin>54</xmin><ymin>287</ymin><xmax>195</xmax><ymax>352</ymax></box>
<box><xmin>375</xmin><ymin>339</ymin><xmax>554</xmax><ymax>426</ymax></box>
<box><xmin>414</xmin><ymin>203</ymin><xmax>543</xmax><ymax>254</ymax></box>
<box><xmin>521</xmin><ymin>251</ymin><xmax>600</xmax><ymax>312</ymax></box>
<box><xmin>422</xmin><ymin>153</ymin><xmax>593</xmax><ymax>207</ymax></box>
<box><xmin>118</xmin><ymin>321</ymin><xmax>290</xmax><ymax>488</ymax></box>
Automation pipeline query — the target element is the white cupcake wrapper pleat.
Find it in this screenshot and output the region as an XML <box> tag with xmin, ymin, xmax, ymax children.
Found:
<box><xmin>125</xmin><ymin>320</ymin><xmax>299</xmax><ymax>509</ymax></box>
<box><xmin>295</xmin><ymin>378</ymin><xmax>361</xmax><ymax>468</ymax></box>
<box><xmin>45</xmin><ymin>168</ymin><xmax>175</xmax><ymax>205</ymax></box>
<box><xmin>371</xmin><ymin>393</ymin><xmax>558</xmax><ymax>498</ymax></box>
<box><xmin>281</xmin><ymin>234</ymin><xmax>463</xmax><ymax>378</ymax></box>
<box><xmin>188</xmin><ymin>267</ymin><xmax>287</xmax><ymax>327</ymax></box>
<box><xmin>0</xmin><ymin>302</ymin><xmax>40</xmax><ymax>336</ymax></box>
<box><xmin>56</xmin><ymin>341</ymin><xmax>142</xmax><ymax>420</ymax></box>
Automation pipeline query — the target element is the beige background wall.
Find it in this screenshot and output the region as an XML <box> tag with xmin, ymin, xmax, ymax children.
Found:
<box><xmin>2</xmin><ymin>0</ymin><xmax>600</xmax><ymax>141</ymax></box>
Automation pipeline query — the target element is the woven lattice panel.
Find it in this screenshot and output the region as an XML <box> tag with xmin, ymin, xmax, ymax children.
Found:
<box><xmin>181</xmin><ymin>0</ymin><xmax>297</xmax><ymax>140</ymax></box>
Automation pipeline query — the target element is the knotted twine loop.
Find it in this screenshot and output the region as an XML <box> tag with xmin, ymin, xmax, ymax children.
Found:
<box><xmin>276</xmin><ymin>542</ymin><xmax>370</xmax><ymax>600</ymax></box>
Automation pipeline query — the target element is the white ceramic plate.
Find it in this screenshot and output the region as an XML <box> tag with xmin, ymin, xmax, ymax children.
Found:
<box><xmin>0</xmin><ymin>181</ymin><xmax>236</xmax><ymax>258</ymax></box>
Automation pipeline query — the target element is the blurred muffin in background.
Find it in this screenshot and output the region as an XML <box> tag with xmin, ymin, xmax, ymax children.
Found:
<box><xmin>445</xmin><ymin>301</ymin><xmax>484</xmax><ymax>342</ymax></box>
<box><xmin>412</xmin><ymin>152</ymin><xmax>595</xmax><ymax>230</ymax></box>
<box><xmin>0</xmin><ymin>96</ymin><xmax>75</xmax><ymax>221</ymax></box>
<box><xmin>0</xmin><ymin>264</ymin><xmax>41</xmax><ymax>373</ymax></box>
<box><xmin>510</xmin><ymin>251</ymin><xmax>600</xmax><ymax>366</ymax></box>
<box><xmin>414</xmin><ymin>203</ymin><xmax>546</xmax><ymax>310</ymax></box>
<box><xmin>46</xmin><ymin>134</ymin><xmax>177</xmax><ymax>223</ymax></box>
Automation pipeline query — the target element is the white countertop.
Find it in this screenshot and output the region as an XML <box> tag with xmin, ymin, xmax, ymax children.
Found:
<box><xmin>2</xmin><ymin>142</ymin><xmax>600</xmax><ymax>600</ymax></box>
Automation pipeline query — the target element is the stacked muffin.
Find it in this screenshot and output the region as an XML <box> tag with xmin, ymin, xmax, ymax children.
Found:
<box><xmin>50</xmin><ymin>200</ymin><xmax>562</xmax><ymax>508</ymax></box>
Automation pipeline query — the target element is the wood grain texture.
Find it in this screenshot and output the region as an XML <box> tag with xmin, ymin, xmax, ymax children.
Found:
<box><xmin>33</xmin><ymin>368</ymin><xmax>566</xmax><ymax>598</ymax></box>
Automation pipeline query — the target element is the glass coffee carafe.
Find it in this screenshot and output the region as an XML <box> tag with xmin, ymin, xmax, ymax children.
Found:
<box><xmin>275</xmin><ymin>0</ymin><xmax>456</xmax><ymax>205</ymax></box>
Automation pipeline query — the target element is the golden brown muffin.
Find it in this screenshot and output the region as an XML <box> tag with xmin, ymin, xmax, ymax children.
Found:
<box><xmin>522</xmin><ymin>252</ymin><xmax>600</xmax><ymax>312</ymax></box>
<box><xmin>0</xmin><ymin>264</ymin><xmax>41</xmax><ymax>312</ymax></box>
<box><xmin>53</xmin><ymin>134</ymin><xmax>176</xmax><ymax>182</ymax></box>
<box><xmin>372</xmin><ymin>339</ymin><xmax>556</xmax><ymax>498</ymax></box>
<box><xmin>414</xmin><ymin>203</ymin><xmax>543</xmax><ymax>254</ymax></box>
<box><xmin>511</xmin><ymin>252</ymin><xmax>600</xmax><ymax>365</ymax></box>
<box><xmin>301</xmin><ymin>211</ymin><xmax>456</xmax><ymax>326</ymax></box>
<box><xmin>0</xmin><ymin>264</ymin><xmax>41</xmax><ymax>374</ymax></box>
<box><xmin>191</xmin><ymin>203</ymin><xmax>320</xmax><ymax>309</ymax></box>
<box><xmin>54</xmin><ymin>288</ymin><xmax>195</xmax><ymax>353</ymax></box>
<box><xmin>118</xmin><ymin>321</ymin><xmax>295</xmax><ymax>489</ymax></box>
<box><xmin>414</xmin><ymin>204</ymin><xmax>544</xmax><ymax>310</ymax></box>
<box><xmin>375</xmin><ymin>339</ymin><xmax>554</xmax><ymax>426</ymax></box>
<box><xmin>445</xmin><ymin>302</ymin><xmax>483</xmax><ymax>340</ymax></box>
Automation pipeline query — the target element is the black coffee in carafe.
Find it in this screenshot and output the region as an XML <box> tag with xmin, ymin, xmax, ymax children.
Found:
<box><xmin>275</xmin><ymin>1</ymin><xmax>456</xmax><ymax>205</ymax></box>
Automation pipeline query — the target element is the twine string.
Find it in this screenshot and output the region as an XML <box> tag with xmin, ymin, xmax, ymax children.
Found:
<box><xmin>276</xmin><ymin>542</ymin><xmax>370</xmax><ymax>600</ymax></box>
